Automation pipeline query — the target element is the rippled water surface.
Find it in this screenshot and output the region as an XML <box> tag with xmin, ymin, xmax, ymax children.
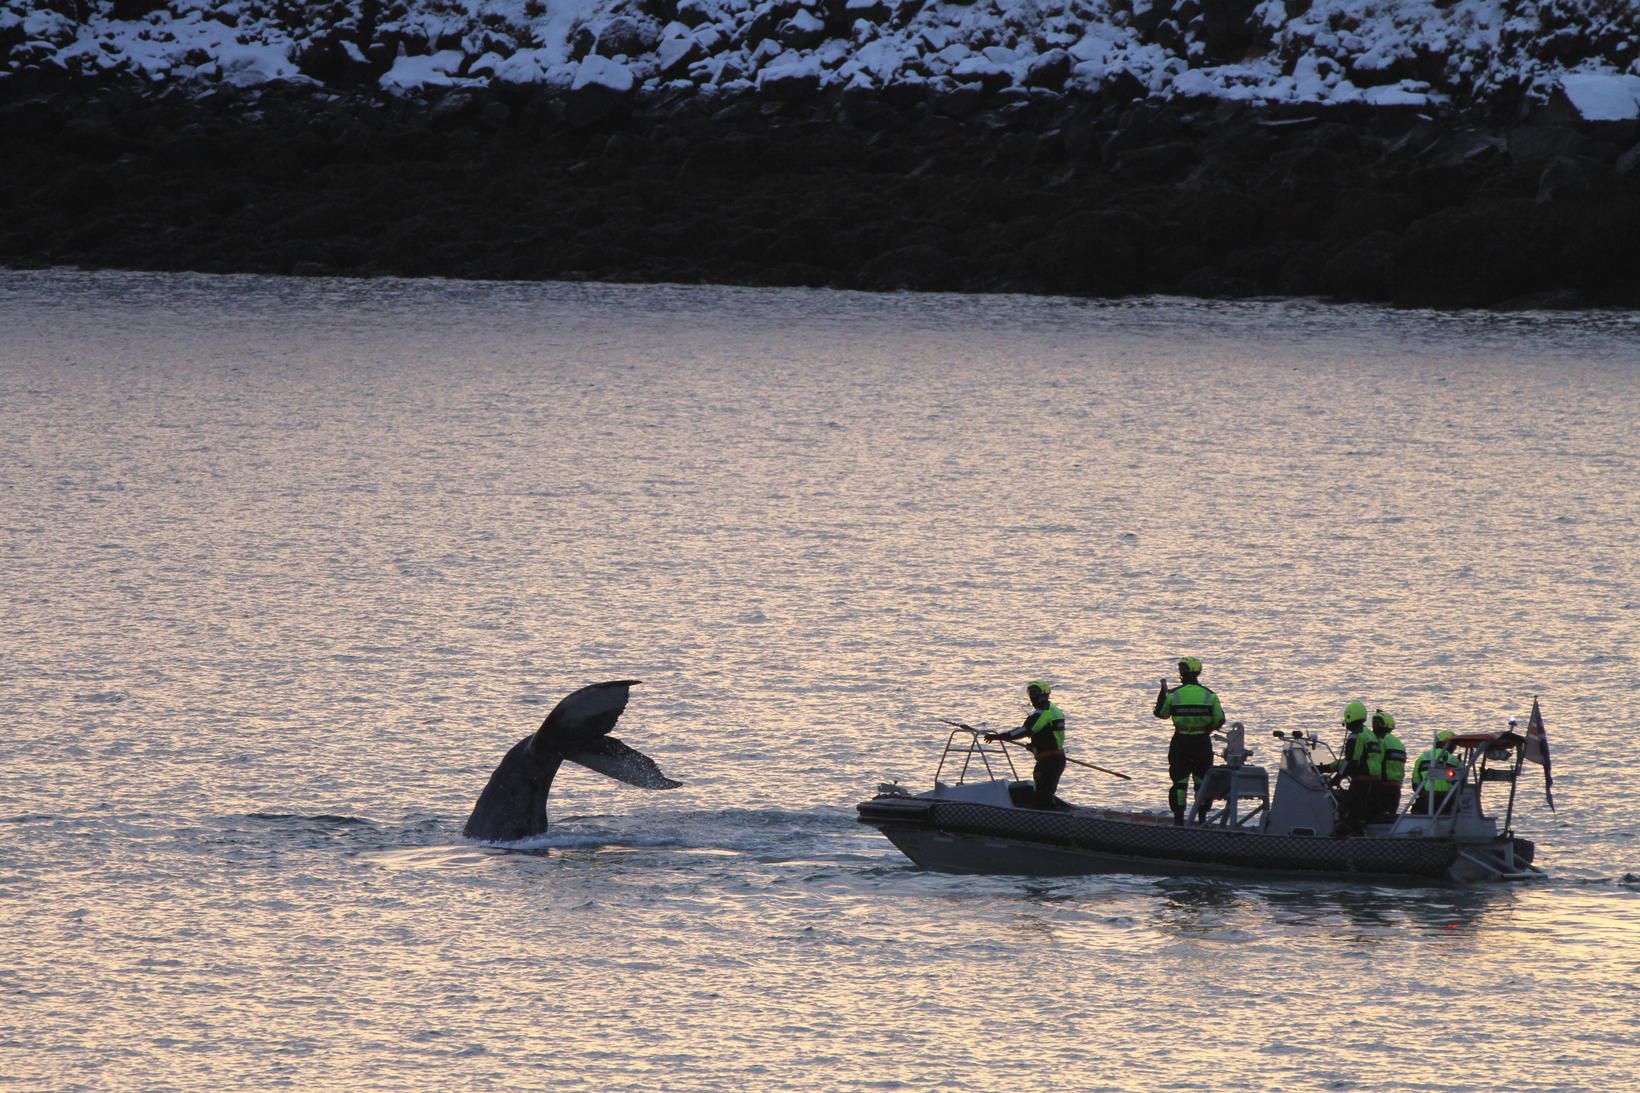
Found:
<box><xmin>2</xmin><ymin>271</ymin><xmax>1637</xmax><ymax>1092</ymax></box>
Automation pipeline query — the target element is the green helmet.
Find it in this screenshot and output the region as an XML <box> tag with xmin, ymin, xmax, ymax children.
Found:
<box><xmin>1372</xmin><ymin>708</ymin><xmax>1396</xmax><ymax>732</ymax></box>
<box><xmin>1178</xmin><ymin>656</ymin><xmax>1202</xmax><ymax>675</ymax></box>
<box><xmin>1025</xmin><ymin>680</ymin><xmax>1052</xmax><ymax>697</ymax></box>
<box><xmin>1436</xmin><ymin>730</ymin><xmax>1456</xmax><ymax>744</ymax></box>
<box><xmin>1342</xmin><ymin>700</ymin><xmax>1368</xmax><ymax>726</ymax></box>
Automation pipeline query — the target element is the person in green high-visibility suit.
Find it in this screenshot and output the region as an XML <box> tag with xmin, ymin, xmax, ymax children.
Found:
<box><xmin>1319</xmin><ymin>700</ymin><xmax>1383</xmax><ymax>834</ymax></box>
<box><xmin>1410</xmin><ymin>730</ymin><xmax>1459</xmax><ymax>814</ymax></box>
<box><xmin>1369</xmin><ymin>708</ymin><xmax>1407</xmax><ymax>820</ymax></box>
<box><xmin>1153</xmin><ymin>657</ymin><xmax>1226</xmax><ymax>825</ymax></box>
<box><xmin>985</xmin><ymin>680</ymin><xmax>1067</xmax><ymax>809</ymax></box>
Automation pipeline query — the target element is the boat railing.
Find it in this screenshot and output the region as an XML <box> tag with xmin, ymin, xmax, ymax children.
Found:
<box><xmin>933</xmin><ymin>726</ymin><xmax>1020</xmax><ymax>787</ymax></box>
<box><xmin>1395</xmin><ymin>731</ymin><xmax>1530</xmax><ymax>842</ymax></box>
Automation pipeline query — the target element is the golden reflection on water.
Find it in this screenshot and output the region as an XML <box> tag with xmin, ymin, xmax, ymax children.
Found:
<box><xmin>1</xmin><ymin>272</ymin><xmax>1637</xmax><ymax>1092</ymax></box>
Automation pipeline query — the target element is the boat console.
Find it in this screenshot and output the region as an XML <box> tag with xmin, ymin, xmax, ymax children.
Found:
<box><xmin>1263</xmin><ymin>731</ymin><xmax>1338</xmax><ymax>836</ymax></box>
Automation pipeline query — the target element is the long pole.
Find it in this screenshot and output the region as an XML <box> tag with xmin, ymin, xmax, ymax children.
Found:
<box><xmin>938</xmin><ymin>718</ymin><xmax>1132</xmax><ymax>780</ymax></box>
<box><xmin>1006</xmin><ymin>741</ymin><xmax>1133</xmax><ymax>781</ymax></box>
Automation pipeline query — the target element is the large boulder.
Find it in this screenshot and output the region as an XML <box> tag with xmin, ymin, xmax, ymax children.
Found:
<box><xmin>1024</xmin><ymin>49</ymin><xmax>1071</xmax><ymax>93</ymax></box>
<box><xmin>1393</xmin><ymin>200</ymin><xmax>1534</xmax><ymax>307</ymax></box>
<box><xmin>1617</xmin><ymin>140</ymin><xmax>1640</xmax><ymax>178</ymax></box>
<box><xmin>295</xmin><ymin>32</ymin><xmax>383</xmax><ymax>86</ymax></box>
<box><xmin>656</xmin><ymin>32</ymin><xmax>706</xmax><ymax>80</ymax></box>
<box><xmin>1507</xmin><ymin>125</ymin><xmax>1598</xmax><ymax>178</ymax></box>
<box><xmin>1321</xmin><ymin>230</ymin><xmax>1396</xmax><ymax>300</ymax></box>
<box><xmin>743</xmin><ymin>0</ymin><xmax>806</xmax><ymax>49</ymax></box>
<box><xmin>838</xmin><ymin>0</ymin><xmax>892</xmax><ymax>26</ymax></box>
<box><xmin>1535</xmin><ymin>155</ymin><xmax>1607</xmax><ymax>206</ymax></box>
<box><xmin>674</xmin><ymin>0</ymin><xmax>716</xmax><ymax>26</ymax></box>
<box><xmin>593</xmin><ymin>15</ymin><xmax>662</xmax><ymax>58</ymax></box>
<box><xmin>567</xmin><ymin>56</ymin><xmax>636</xmax><ymax>127</ymax></box>
<box><xmin>1017</xmin><ymin>210</ymin><xmax>1152</xmax><ymax>296</ymax></box>
<box><xmin>1530</xmin><ymin>191</ymin><xmax>1640</xmax><ymax>302</ymax></box>
<box><xmin>777</xmin><ymin>10</ymin><xmax>827</xmax><ymax>51</ymax></box>
<box><xmin>758</xmin><ymin>54</ymin><xmax>823</xmax><ymax>100</ymax></box>
<box><xmin>1194</xmin><ymin>0</ymin><xmax>1258</xmax><ymax>65</ymax></box>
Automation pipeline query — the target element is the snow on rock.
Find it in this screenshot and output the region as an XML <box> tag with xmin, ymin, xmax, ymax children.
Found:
<box><xmin>218</xmin><ymin>40</ymin><xmax>305</xmax><ymax>87</ymax></box>
<box><xmin>1</xmin><ymin>0</ymin><xmax>1635</xmax><ymax>111</ymax></box>
<box><xmin>572</xmin><ymin>54</ymin><xmax>635</xmax><ymax>94</ymax></box>
<box><xmin>1560</xmin><ymin>72</ymin><xmax>1640</xmax><ymax>122</ymax></box>
<box><xmin>757</xmin><ymin>51</ymin><xmax>821</xmax><ymax>98</ymax></box>
<box><xmin>566</xmin><ymin>52</ymin><xmax>635</xmax><ymax>125</ymax></box>
<box><xmin>852</xmin><ymin>39</ymin><xmax>905</xmax><ymax>83</ymax></box>
<box><xmin>381</xmin><ymin>49</ymin><xmax>468</xmax><ymax>92</ymax></box>
<box><xmin>657</xmin><ymin>29</ymin><xmax>705</xmax><ymax>80</ymax></box>
<box><xmin>20</xmin><ymin>9</ymin><xmax>75</xmax><ymax>44</ymax></box>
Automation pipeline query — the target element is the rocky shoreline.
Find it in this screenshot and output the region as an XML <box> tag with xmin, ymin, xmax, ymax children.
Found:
<box><xmin>3</xmin><ymin>74</ymin><xmax>1638</xmax><ymax>308</ymax></box>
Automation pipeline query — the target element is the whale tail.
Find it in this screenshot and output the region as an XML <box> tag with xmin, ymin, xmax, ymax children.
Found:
<box><xmin>566</xmin><ymin>736</ymin><xmax>683</xmax><ymax>789</ymax></box>
<box><xmin>462</xmin><ymin>680</ymin><xmax>679</xmax><ymax>842</ymax></box>
<box><xmin>539</xmin><ymin>679</ymin><xmax>643</xmax><ymax>745</ymax></box>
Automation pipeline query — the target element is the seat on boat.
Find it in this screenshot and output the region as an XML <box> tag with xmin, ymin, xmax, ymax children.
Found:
<box><xmin>1190</xmin><ymin>765</ymin><xmax>1270</xmax><ymax>827</ymax></box>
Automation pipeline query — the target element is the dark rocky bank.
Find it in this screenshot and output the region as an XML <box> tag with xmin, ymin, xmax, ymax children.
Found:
<box><xmin>3</xmin><ymin>74</ymin><xmax>1639</xmax><ymax>308</ymax></box>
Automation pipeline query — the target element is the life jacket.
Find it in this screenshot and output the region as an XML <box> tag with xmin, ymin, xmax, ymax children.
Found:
<box><xmin>1377</xmin><ymin>731</ymin><xmax>1406</xmax><ymax>782</ymax></box>
<box><xmin>1413</xmin><ymin>747</ymin><xmax>1456</xmax><ymax>792</ymax></box>
<box><xmin>1155</xmin><ymin>683</ymin><xmax>1223</xmax><ymax>734</ymax></box>
<box><xmin>1022</xmin><ymin>703</ymin><xmax>1066</xmax><ymax>753</ymax></box>
<box><xmin>1347</xmin><ymin>730</ymin><xmax>1384</xmax><ymax>779</ymax></box>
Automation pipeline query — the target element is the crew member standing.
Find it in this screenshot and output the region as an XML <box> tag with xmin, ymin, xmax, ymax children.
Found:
<box><xmin>1320</xmin><ymin>700</ymin><xmax>1383</xmax><ymax>834</ymax></box>
<box><xmin>1370</xmin><ymin>709</ymin><xmax>1407</xmax><ymax>820</ymax></box>
<box><xmin>986</xmin><ymin>681</ymin><xmax>1067</xmax><ymax>810</ymax></box>
<box><xmin>1153</xmin><ymin>656</ymin><xmax>1225</xmax><ymax>826</ymax></box>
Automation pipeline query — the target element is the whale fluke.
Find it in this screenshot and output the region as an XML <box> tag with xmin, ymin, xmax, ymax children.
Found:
<box><xmin>567</xmin><ymin>737</ymin><xmax>684</xmax><ymax>789</ymax></box>
<box><xmin>462</xmin><ymin>680</ymin><xmax>678</xmax><ymax>843</ymax></box>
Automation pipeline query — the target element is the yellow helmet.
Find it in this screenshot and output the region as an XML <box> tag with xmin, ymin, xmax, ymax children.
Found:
<box><xmin>1342</xmin><ymin>700</ymin><xmax>1368</xmax><ymax>726</ymax></box>
<box><xmin>1372</xmin><ymin>709</ymin><xmax>1396</xmax><ymax>732</ymax></box>
<box><xmin>1178</xmin><ymin>656</ymin><xmax>1203</xmax><ymax>675</ymax></box>
<box><xmin>1025</xmin><ymin>680</ymin><xmax>1052</xmax><ymax>697</ymax></box>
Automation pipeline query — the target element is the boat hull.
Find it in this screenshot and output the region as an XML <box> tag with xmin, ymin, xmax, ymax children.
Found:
<box><xmin>858</xmin><ymin>796</ymin><xmax>1501</xmax><ymax>882</ymax></box>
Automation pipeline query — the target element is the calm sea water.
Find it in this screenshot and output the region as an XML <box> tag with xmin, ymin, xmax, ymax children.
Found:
<box><xmin>2</xmin><ymin>270</ymin><xmax>1637</xmax><ymax>1093</ymax></box>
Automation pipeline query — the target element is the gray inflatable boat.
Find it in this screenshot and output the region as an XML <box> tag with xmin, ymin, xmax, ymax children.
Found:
<box><xmin>858</xmin><ymin>726</ymin><xmax>1543</xmax><ymax>884</ymax></box>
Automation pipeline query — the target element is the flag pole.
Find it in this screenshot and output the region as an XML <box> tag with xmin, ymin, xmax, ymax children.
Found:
<box><xmin>1502</xmin><ymin>712</ymin><xmax>1524</xmax><ymax>836</ymax></box>
<box><xmin>1523</xmin><ymin>694</ymin><xmax>1556</xmax><ymax>811</ymax></box>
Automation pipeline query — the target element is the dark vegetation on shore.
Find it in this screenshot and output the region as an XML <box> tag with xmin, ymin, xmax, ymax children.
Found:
<box><xmin>3</xmin><ymin>74</ymin><xmax>1638</xmax><ymax>308</ymax></box>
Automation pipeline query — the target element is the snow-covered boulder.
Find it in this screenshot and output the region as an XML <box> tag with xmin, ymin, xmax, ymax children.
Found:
<box><xmin>758</xmin><ymin>52</ymin><xmax>822</xmax><ymax>99</ymax></box>
<box><xmin>573</xmin><ymin>54</ymin><xmax>637</xmax><ymax>94</ymax></box>
<box><xmin>852</xmin><ymin>39</ymin><xmax>904</xmax><ymax>83</ymax></box>
<box><xmin>297</xmin><ymin>33</ymin><xmax>381</xmax><ymax>86</ymax></box>
<box><xmin>589</xmin><ymin>15</ymin><xmax>661</xmax><ymax>58</ymax></box>
<box><xmin>1025</xmin><ymin>49</ymin><xmax>1072</xmax><ymax>92</ymax></box>
<box><xmin>568</xmin><ymin>54</ymin><xmax>637</xmax><ymax>126</ymax></box>
<box><xmin>380</xmin><ymin>49</ymin><xmax>467</xmax><ymax>92</ymax></box>
<box><xmin>657</xmin><ymin>31</ymin><xmax>706</xmax><ymax>79</ymax></box>
<box><xmin>778</xmin><ymin>10</ymin><xmax>826</xmax><ymax>52</ymax></box>
<box><xmin>951</xmin><ymin>55</ymin><xmax>1014</xmax><ymax>94</ymax></box>
<box><xmin>0</xmin><ymin>0</ymin><xmax>1635</xmax><ymax>115</ymax></box>
<box><xmin>1557</xmin><ymin>73</ymin><xmax>1640</xmax><ymax>122</ymax></box>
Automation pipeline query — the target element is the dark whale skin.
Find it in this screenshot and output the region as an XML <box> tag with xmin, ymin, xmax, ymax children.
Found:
<box><xmin>462</xmin><ymin>680</ymin><xmax>679</xmax><ymax>842</ymax></box>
